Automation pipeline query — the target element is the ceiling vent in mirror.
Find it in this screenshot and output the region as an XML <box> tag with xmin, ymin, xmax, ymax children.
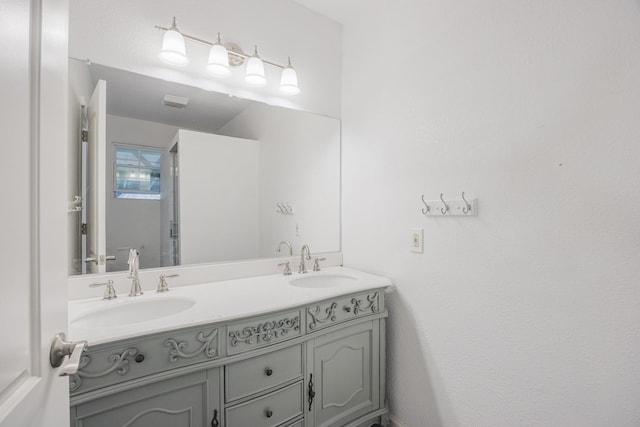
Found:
<box><xmin>163</xmin><ymin>94</ymin><xmax>189</xmax><ymax>108</ymax></box>
<box><xmin>155</xmin><ymin>17</ymin><xmax>300</xmax><ymax>95</ymax></box>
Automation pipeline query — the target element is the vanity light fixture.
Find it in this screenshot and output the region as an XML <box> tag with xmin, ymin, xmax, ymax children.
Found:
<box><xmin>207</xmin><ymin>33</ymin><xmax>231</xmax><ymax>76</ymax></box>
<box><xmin>155</xmin><ymin>17</ymin><xmax>300</xmax><ymax>95</ymax></box>
<box><xmin>159</xmin><ymin>17</ymin><xmax>189</xmax><ymax>66</ymax></box>
<box><xmin>245</xmin><ymin>45</ymin><xmax>266</xmax><ymax>86</ymax></box>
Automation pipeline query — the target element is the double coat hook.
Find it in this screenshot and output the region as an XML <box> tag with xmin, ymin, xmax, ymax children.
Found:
<box><xmin>439</xmin><ymin>193</ymin><xmax>450</xmax><ymax>215</ymax></box>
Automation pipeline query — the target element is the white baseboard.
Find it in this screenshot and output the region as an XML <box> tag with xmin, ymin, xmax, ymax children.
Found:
<box><xmin>387</xmin><ymin>414</ymin><xmax>408</xmax><ymax>427</ymax></box>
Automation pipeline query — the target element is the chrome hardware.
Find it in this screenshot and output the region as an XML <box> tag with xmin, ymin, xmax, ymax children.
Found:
<box><xmin>308</xmin><ymin>373</ymin><xmax>316</xmax><ymax>411</ymax></box>
<box><xmin>86</xmin><ymin>255</ymin><xmax>115</xmax><ymax>265</ymax></box>
<box><xmin>421</xmin><ymin>194</ymin><xmax>430</xmax><ymax>215</ymax></box>
<box><xmin>68</xmin><ymin>195</ymin><xmax>83</xmax><ymax>213</ymax></box>
<box><xmin>135</xmin><ymin>354</ymin><xmax>145</xmax><ymax>363</ymax></box>
<box><xmin>128</xmin><ymin>249</ymin><xmax>143</xmax><ymax>296</ymax></box>
<box><xmin>157</xmin><ymin>273</ymin><xmax>179</xmax><ymax>292</ymax></box>
<box><xmin>49</xmin><ymin>333</ymin><xmax>88</xmax><ymax>376</ymax></box>
<box><xmin>299</xmin><ymin>245</ymin><xmax>311</xmax><ymax>274</ymax></box>
<box><xmin>265</xmin><ymin>367</ymin><xmax>273</xmax><ymax>376</ymax></box>
<box><xmin>461</xmin><ymin>191</ymin><xmax>472</xmax><ymax>214</ymax></box>
<box><xmin>89</xmin><ymin>279</ymin><xmax>117</xmax><ymax>300</ymax></box>
<box><xmin>312</xmin><ymin>257</ymin><xmax>326</xmax><ymax>272</ymax></box>
<box><xmin>265</xmin><ymin>409</ymin><xmax>273</xmax><ymax>418</ymax></box>
<box><xmin>440</xmin><ymin>193</ymin><xmax>450</xmax><ymax>215</ymax></box>
<box><xmin>278</xmin><ymin>261</ymin><xmax>292</xmax><ymax>276</ymax></box>
<box><xmin>210</xmin><ymin>409</ymin><xmax>219</xmax><ymax>427</ymax></box>
<box><xmin>276</xmin><ymin>240</ymin><xmax>293</xmax><ymax>256</ymax></box>
<box><xmin>343</xmin><ymin>306</ymin><xmax>352</xmax><ymax>313</ymax></box>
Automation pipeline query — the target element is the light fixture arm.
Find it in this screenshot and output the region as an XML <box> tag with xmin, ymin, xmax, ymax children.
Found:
<box><xmin>154</xmin><ymin>25</ymin><xmax>287</xmax><ymax>70</ymax></box>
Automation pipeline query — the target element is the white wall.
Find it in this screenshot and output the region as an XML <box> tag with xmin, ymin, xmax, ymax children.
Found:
<box><xmin>106</xmin><ymin>115</ymin><xmax>178</xmax><ymax>271</ymax></box>
<box><xmin>219</xmin><ymin>103</ymin><xmax>340</xmax><ymax>258</ymax></box>
<box><xmin>341</xmin><ymin>1</ymin><xmax>640</xmax><ymax>426</ymax></box>
<box><xmin>178</xmin><ymin>130</ymin><xmax>260</xmax><ymax>264</ymax></box>
<box><xmin>69</xmin><ymin>0</ymin><xmax>342</xmax><ymax>118</ymax></box>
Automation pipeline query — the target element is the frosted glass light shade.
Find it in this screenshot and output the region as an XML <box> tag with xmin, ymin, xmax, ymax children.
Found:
<box><xmin>245</xmin><ymin>56</ymin><xmax>266</xmax><ymax>86</ymax></box>
<box><xmin>159</xmin><ymin>29</ymin><xmax>189</xmax><ymax>66</ymax></box>
<box><xmin>207</xmin><ymin>43</ymin><xmax>231</xmax><ymax>76</ymax></box>
<box><xmin>280</xmin><ymin>67</ymin><xmax>300</xmax><ymax>95</ymax></box>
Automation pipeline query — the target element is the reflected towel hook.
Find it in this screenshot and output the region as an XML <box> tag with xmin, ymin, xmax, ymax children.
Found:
<box><xmin>421</xmin><ymin>194</ymin><xmax>430</xmax><ymax>215</ymax></box>
<box><xmin>461</xmin><ymin>192</ymin><xmax>472</xmax><ymax>214</ymax></box>
<box><xmin>439</xmin><ymin>193</ymin><xmax>450</xmax><ymax>215</ymax></box>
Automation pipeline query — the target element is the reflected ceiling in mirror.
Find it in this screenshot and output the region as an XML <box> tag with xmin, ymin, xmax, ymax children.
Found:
<box><xmin>88</xmin><ymin>62</ymin><xmax>252</xmax><ymax>133</ymax></box>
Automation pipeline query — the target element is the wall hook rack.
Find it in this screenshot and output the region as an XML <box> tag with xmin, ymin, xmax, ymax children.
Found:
<box><xmin>420</xmin><ymin>192</ymin><xmax>478</xmax><ymax>217</ymax></box>
<box><xmin>276</xmin><ymin>202</ymin><xmax>295</xmax><ymax>215</ymax></box>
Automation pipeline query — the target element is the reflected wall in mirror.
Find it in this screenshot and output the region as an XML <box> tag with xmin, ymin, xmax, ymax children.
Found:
<box><xmin>68</xmin><ymin>61</ymin><xmax>340</xmax><ymax>275</ymax></box>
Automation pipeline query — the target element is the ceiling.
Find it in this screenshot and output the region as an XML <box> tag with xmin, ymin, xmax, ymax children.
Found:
<box><xmin>293</xmin><ymin>0</ymin><xmax>360</xmax><ymax>25</ymax></box>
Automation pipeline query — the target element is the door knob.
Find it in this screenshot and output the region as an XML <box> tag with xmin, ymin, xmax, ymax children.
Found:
<box><xmin>49</xmin><ymin>332</ymin><xmax>87</xmax><ymax>376</ymax></box>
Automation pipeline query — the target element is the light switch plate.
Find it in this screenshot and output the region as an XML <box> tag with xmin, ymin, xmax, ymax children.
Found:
<box><xmin>410</xmin><ymin>228</ymin><xmax>423</xmax><ymax>253</ymax></box>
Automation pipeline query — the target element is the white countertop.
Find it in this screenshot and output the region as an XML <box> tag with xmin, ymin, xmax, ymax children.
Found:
<box><xmin>69</xmin><ymin>267</ymin><xmax>391</xmax><ymax>346</ymax></box>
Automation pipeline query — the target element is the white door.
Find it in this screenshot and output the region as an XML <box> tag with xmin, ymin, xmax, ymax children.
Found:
<box><xmin>85</xmin><ymin>80</ymin><xmax>107</xmax><ymax>274</ymax></box>
<box><xmin>0</xmin><ymin>0</ymin><xmax>71</xmax><ymax>426</ymax></box>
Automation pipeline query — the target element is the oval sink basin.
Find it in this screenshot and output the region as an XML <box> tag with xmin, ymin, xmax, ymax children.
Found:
<box><xmin>71</xmin><ymin>296</ymin><xmax>196</xmax><ymax>329</ymax></box>
<box><xmin>289</xmin><ymin>274</ymin><xmax>357</xmax><ymax>289</ymax></box>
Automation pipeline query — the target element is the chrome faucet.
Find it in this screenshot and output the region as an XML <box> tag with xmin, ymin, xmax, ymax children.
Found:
<box><xmin>276</xmin><ymin>240</ymin><xmax>293</xmax><ymax>256</ymax></box>
<box><xmin>127</xmin><ymin>249</ymin><xmax>143</xmax><ymax>296</ymax></box>
<box><xmin>299</xmin><ymin>244</ymin><xmax>311</xmax><ymax>274</ymax></box>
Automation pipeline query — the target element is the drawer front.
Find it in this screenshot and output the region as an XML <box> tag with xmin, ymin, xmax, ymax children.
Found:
<box><xmin>70</xmin><ymin>326</ymin><xmax>220</xmax><ymax>395</ymax></box>
<box><xmin>226</xmin><ymin>381</ymin><xmax>303</xmax><ymax>427</ymax></box>
<box><xmin>306</xmin><ymin>291</ymin><xmax>381</xmax><ymax>331</ymax></box>
<box><xmin>227</xmin><ymin>310</ymin><xmax>302</xmax><ymax>355</ymax></box>
<box><xmin>226</xmin><ymin>345</ymin><xmax>303</xmax><ymax>402</ymax></box>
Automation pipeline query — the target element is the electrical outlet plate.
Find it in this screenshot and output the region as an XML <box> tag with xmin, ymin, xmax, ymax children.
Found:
<box><xmin>410</xmin><ymin>228</ymin><xmax>423</xmax><ymax>253</ymax></box>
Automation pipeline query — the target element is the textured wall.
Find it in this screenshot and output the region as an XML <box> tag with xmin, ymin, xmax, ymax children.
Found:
<box><xmin>341</xmin><ymin>1</ymin><xmax>640</xmax><ymax>426</ymax></box>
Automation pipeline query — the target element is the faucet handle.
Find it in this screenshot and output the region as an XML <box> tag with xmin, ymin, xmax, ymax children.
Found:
<box><xmin>89</xmin><ymin>280</ymin><xmax>117</xmax><ymax>300</ymax></box>
<box><xmin>278</xmin><ymin>261</ymin><xmax>292</xmax><ymax>276</ymax></box>
<box><xmin>312</xmin><ymin>257</ymin><xmax>326</xmax><ymax>272</ymax></box>
<box><xmin>157</xmin><ymin>274</ymin><xmax>179</xmax><ymax>293</ymax></box>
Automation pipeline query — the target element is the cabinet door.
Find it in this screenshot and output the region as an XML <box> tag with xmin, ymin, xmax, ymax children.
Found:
<box><xmin>308</xmin><ymin>321</ymin><xmax>380</xmax><ymax>427</ymax></box>
<box><xmin>72</xmin><ymin>368</ymin><xmax>221</xmax><ymax>427</ymax></box>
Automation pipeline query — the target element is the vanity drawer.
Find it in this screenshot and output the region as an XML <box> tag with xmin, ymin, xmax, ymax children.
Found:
<box><xmin>306</xmin><ymin>290</ymin><xmax>381</xmax><ymax>331</ymax></box>
<box><xmin>226</xmin><ymin>344</ymin><xmax>303</xmax><ymax>402</ymax></box>
<box><xmin>227</xmin><ymin>309</ymin><xmax>302</xmax><ymax>355</ymax></box>
<box><xmin>70</xmin><ymin>326</ymin><xmax>220</xmax><ymax>395</ymax></box>
<box><xmin>225</xmin><ymin>381</ymin><xmax>303</xmax><ymax>427</ymax></box>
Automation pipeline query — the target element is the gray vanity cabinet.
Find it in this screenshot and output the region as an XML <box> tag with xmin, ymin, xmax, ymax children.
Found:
<box><xmin>70</xmin><ymin>287</ymin><xmax>387</xmax><ymax>427</ymax></box>
<box><xmin>73</xmin><ymin>368</ymin><xmax>221</xmax><ymax>427</ymax></box>
<box><xmin>306</xmin><ymin>321</ymin><xmax>379</xmax><ymax>427</ymax></box>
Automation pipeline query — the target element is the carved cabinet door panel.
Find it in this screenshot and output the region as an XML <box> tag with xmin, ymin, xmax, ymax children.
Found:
<box><xmin>72</xmin><ymin>368</ymin><xmax>221</xmax><ymax>427</ymax></box>
<box><xmin>307</xmin><ymin>321</ymin><xmax>380</xmax><ymax>427</ymax></box>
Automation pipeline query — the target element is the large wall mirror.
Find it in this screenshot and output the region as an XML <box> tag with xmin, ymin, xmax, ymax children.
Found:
<box><xmin>67</xmin><ymin>1</ymin><xmax>341</xmax><ymax>277</ymax></box>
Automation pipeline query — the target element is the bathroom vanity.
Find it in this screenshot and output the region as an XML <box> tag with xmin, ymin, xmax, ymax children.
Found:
<box><xmin>68</xmin><ymin>267</ymin><xmax>390</xmax><ymax>427</ymax></box>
